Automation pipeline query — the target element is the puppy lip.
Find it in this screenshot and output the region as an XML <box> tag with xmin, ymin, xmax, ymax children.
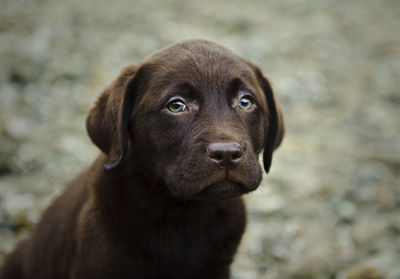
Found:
<box><xmin>225</xmin><ymin>172</ymin><xmax>259</xmax><ymax>192</ymax></box>
<box><xmin>195</xmin><ymin>179</ymin><xmax>249</xmax><ymax>201</ymax></box>
<box><xmin>203</xmin><ymin>179</ymin><xmax>249</xmax><ymax>194</ymax></box>
<box><xmin>165</xmin><ymin>166</ymin><xmax>261</xmax><ymax>199</ymax></box>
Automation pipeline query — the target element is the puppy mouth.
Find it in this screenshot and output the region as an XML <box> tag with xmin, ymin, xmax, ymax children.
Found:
<box><xmin>165</xmin><ymin>161</ymin><xmax>262</xmax><ymax>200</ymax></box>
<box><xmin>196</xmin><ymin>176</ymin><xmax>258</xmax><ymax>201</ymax></box>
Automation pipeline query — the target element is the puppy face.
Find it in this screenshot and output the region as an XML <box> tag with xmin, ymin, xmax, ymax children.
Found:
<box><xmin>86</xmin><ymin>40</ymin><xmax>284</xmax><ymax>201</ymax></box>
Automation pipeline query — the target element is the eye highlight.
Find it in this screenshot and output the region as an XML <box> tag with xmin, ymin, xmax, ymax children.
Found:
<box><xmin>167</xmin><ymin>99</ymin><xmax>187</xmax><ymax>113</ymax></box>
<box><xmin>238</xmin><ymin>96</ymin><xmax>253</xmax><ymax>110</ymax></box>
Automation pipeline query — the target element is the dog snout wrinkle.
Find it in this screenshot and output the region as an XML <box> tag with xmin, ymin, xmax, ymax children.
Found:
<box><xmin>207</xmin><ymin>142</ymin><xmax>243</xmax><ymax>168</ymax></box>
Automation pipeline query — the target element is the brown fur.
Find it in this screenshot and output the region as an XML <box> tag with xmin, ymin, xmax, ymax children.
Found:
<box><xmin>1</xmin><ymin>40</ymin><xmax>284</xmax><ymax>279</ymax></box>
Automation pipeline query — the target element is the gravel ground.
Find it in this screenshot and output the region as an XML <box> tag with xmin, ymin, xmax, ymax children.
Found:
<box><xmin>0</xmin><ymin>0</ymin><xmax>399</xmax><ymax>278</ymax></box>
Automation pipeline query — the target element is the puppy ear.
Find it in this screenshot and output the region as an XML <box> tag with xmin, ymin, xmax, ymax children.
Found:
<box><xmin>252</xmin><ymin>66</ymin><xmax>284</xmax><ymax>173</ymax></box>
<box><xmin>86</xmin><ymin>65</ymin><xmax>146</xmax><ymax>170</ymax></box>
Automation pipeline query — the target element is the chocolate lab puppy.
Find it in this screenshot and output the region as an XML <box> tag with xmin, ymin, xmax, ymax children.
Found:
<box><xmin>1</xmin><ymin>39</ymin><xmax>284</xmax><ymax>279</ymax></box>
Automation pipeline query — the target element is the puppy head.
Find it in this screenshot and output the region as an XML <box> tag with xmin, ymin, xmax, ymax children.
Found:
<box><xmin>86</xmin><ymin>40</ymin><xmax>284</xmax><ymax>200</ymax></box>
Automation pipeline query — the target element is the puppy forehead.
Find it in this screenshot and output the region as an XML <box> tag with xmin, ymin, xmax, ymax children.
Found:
<box><xmin>141</xmin><ymin>40</ymin><xmax>262</xmax><ymax>104</ymax></box>
<box><xmin>150</xmin><ymin>40</ymin><xmax>252</xmax><ymax>80</ymax></box>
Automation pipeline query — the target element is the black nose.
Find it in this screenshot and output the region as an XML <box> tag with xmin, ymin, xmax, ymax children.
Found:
<box><xmin>207</xmin><ymin>142</ymin><xmax>243</xmax><ymax>167</ymax></box>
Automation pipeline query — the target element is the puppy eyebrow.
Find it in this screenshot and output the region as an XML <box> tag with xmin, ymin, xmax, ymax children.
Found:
<box><xmin>159</xmin><ymin>83</ymin><xmax>200</xmax><ymax>107</ymax></box>
<box><xmin>228</xmin><ymin>77</ymin><xmax>255</xmax><ymax>97</ymax></box>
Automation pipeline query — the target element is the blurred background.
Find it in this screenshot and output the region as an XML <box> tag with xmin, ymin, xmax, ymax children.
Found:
<box><xmin>0</xmin><ymin>0</ymin><xmax>399</xmax><ymax>278</ymax></box>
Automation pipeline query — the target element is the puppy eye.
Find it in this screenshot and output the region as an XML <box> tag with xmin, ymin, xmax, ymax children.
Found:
<box><xmin>167</xmin><ymin>100</ymin><xmax>187</xmax><ymax>113</ymax></box>
<box><xmin>238</xmin><ymin>96</ymin><xmax>253</xmax><ymax>110</ymax></box>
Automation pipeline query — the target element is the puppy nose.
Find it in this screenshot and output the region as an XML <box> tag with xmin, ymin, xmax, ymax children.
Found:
<box><xmin>207</xmin><ymin>142</ymin><xmax>243</xmax><ymax>167</ymax></box>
